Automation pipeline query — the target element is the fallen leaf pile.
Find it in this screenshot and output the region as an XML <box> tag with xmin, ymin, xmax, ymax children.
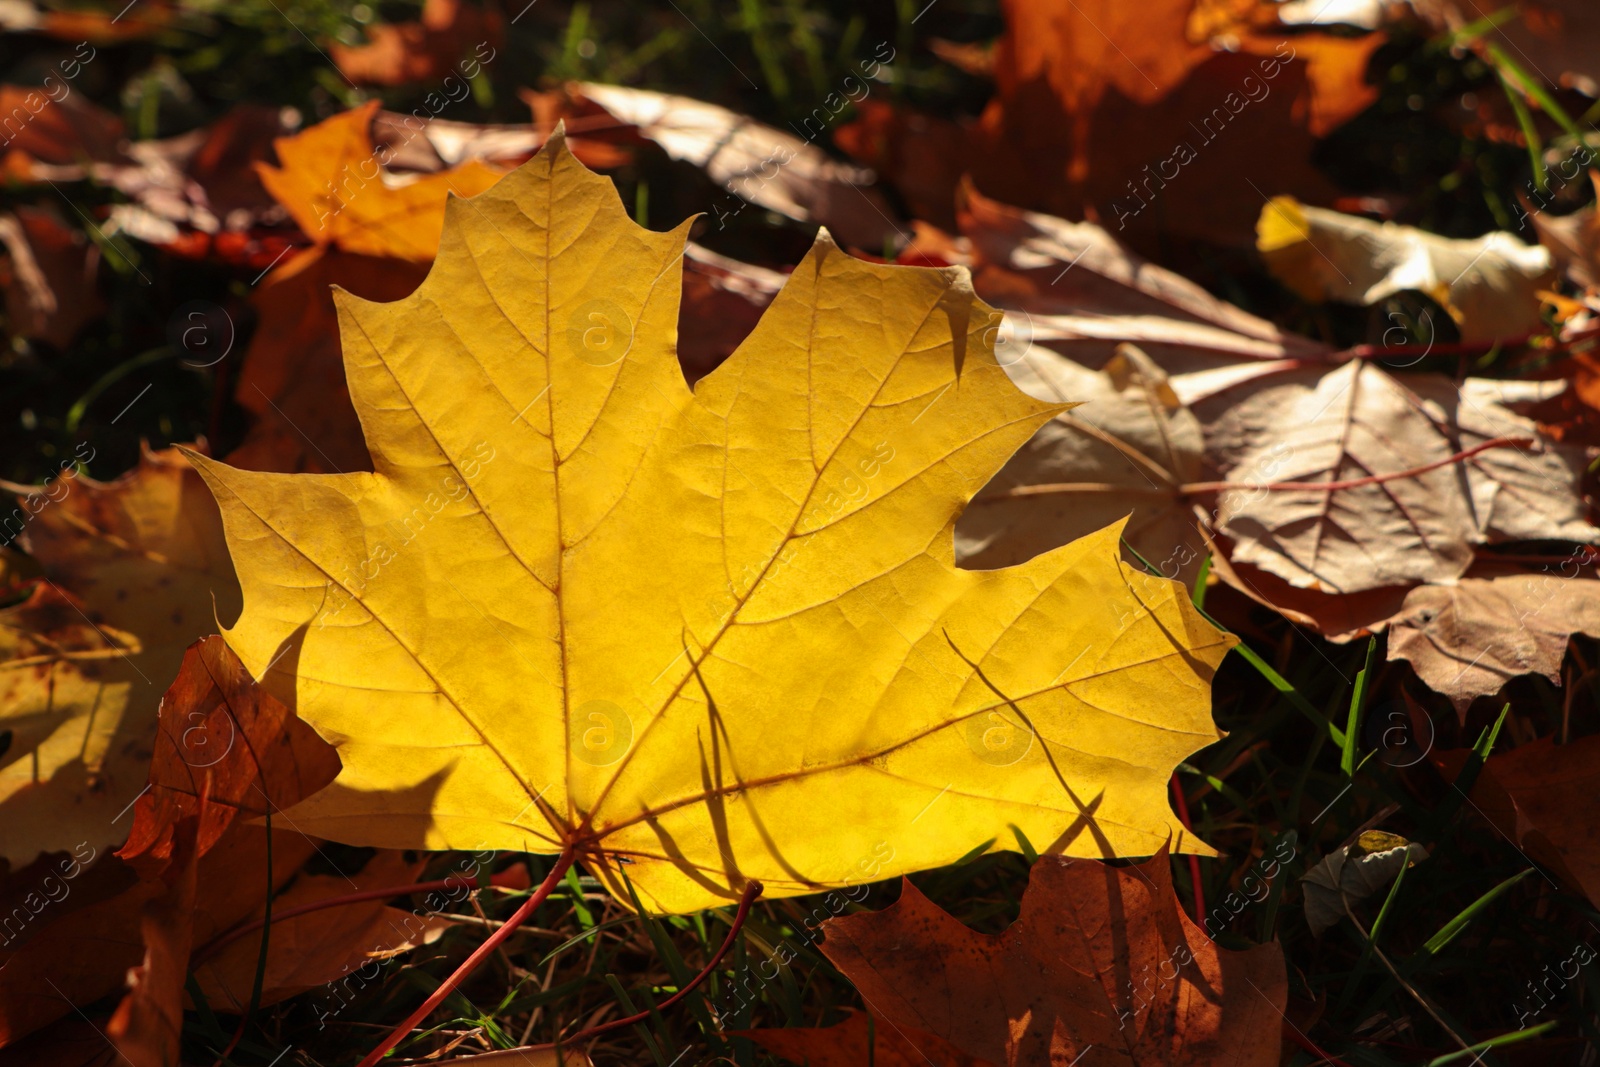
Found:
<box><xmin>5</xmin><ymin>0</ymin><xmax>1600</xmax><ymax>1061</ymax></box>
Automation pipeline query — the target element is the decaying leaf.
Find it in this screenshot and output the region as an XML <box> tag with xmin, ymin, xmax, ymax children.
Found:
<box><xmin>959</xmin><ymin>344</ymin><xmax>1207</xmax><ymax>583</ymax></box>
<box><xmin>1439</xmin><ymin>734</ymin><xmax>1600</xmax><ymax>907</ymax></box>
<box><xmin>1257</xmin><ymin>196</ymin><xmax>1555</xmax><ymax>343</ymax></box>
<box><xmin>1389</xmin><ymin>573</ymin><xmax>1600</xmax><ymax>713</ymax></box>
<box><xmin>0</xmin><ymin>447</ymin><xmax>239</xmax><ymax>866</ymax></box>
<box><xmin>2</xmin><ymin>632</ymin><xmax>362</xmax><ymax>1046</ymax></box>
<box><xmin>576</xmin><ymin>82</ymin><xmax>908</xmax><ymax>251</ymax></box>
<box><xmin>191</xmin><ymin>130</ymin><xmax>1232</xmax><ymax>915</ymax></box>
<box><xmin>793</xmin><ymin>852</ymin><xmax>1286</xmax><ymax>1065</ymax></box>
<box><xmin>1301</xmin><ymin>830</ymin><xmax>1426</xmax><ymax>936</ymax></box>
<box><xmin>1195</xmin><ymin>361</ymin><xmax>1595</xmax><ymax>596</ymax></box>
<box><xmin>256</xmin><ymin>101</ymin><xmax>505</xmax><ymax>261</ymax></box>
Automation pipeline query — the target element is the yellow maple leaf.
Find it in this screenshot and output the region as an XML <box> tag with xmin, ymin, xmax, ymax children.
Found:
<box><xmin>191</xmin><ymin>130</ymin><xmax>1231</xmax><ymax>913</ymax></box>
<box><xmin>257</xmin><ymin>100</ymin><xmax>505</xmax><ymax>262</ymax></box>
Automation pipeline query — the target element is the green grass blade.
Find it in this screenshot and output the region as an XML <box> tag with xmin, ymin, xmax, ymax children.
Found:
<box><xmin>1009</xmin><ymin>824</ymin><xmax>1040</xmax><ymax>864</ymax></box>
<box><xmin>1498</xmin><ymin>66</ymin><xmax>1549</xmax><ymax>193</ymax></box>
<box><xmin>1192</xmin><ymin>553</ymin><xmax>1212</xmax><ymax>610</ymax></box>
<box><xmin>1368</xmin><ymin>850</ymin><xmax>1409</xmax><ymax>946</ymax></box>
<box><xmin>1342</xmin><ymin>637</ymin><xmax>1375</xmax><ymax>778</ymax></box>
<box><xmin>1425</xmin><ymin>1021</ymin><xmax>1558</xmax><ymax>1066</ymax></box>
<box><xmin>1421</xmin><ymin>868</ymin><xmax>1536</xmax><ymax>957</ymax></box>
<box><xmin>1231</xmin><ymin>641</ymin><xmax>1347</xmax><ymax>747</ymax></box>
<box><xmin>1488</xmin><ymin>43</ymin><xmax>1584</xmax><ymax>139</ymax></box>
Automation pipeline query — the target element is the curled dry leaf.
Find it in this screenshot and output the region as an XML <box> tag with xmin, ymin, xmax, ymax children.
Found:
<box><xmin>1301</xmin><ymin>830</ymin><xmax>1427</xmax><ymax>937</ymax></box>
<box><xmin>1439</xmin><ymin>734</ymin><xmax>1600</xmax><ymax>908</ymax></box>
<box><xmin>0</xmin><ymin>446</ymin><xmax>239</xmax><ymax>866</ymax></box>
<box><xmin>768</xmin><ymin>851</ymin><xmax>1286</xmax><ymax>1066</ymax></box>
<box><xmin>1257</xmin><ymin>196</ymin><xmax>1555</xmax><ymax>343</ymax></box>
<box><xmin>1389</xmin><ymin>573</ymin><xmax>1600</xmax><ymax>713</ymax></box>
<box><xmin>959</xmin><ymin>344</ymin><xmax>1208</xmax><ymax>584</ymax></box>
<box><xmin>190</xmin><ymin>131</ymin><xmax>1232</xmax><ymax>914</ymax></box>
<box><xmin>575</xmin><ymin>82</ymin><xmax>907</xmax><ymax>251</ymax></box>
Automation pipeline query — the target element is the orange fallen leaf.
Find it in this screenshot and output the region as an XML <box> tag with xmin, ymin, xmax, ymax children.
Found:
<box><xmin>0</xmin><ymin>633</ymin><xmax>334</xmax><ymax>1047</ymax></box>
<box><xmin>331</xmin><ymin>0</ymin><xmax>502</xmax><ymax>88</ymax></box>
<box><xmin>105</xmin><ymin>819</ymin><xmax>198</xmax><ymax>1067</ymax></box>
<box><xmin>120</xmin><ymin>636</ymin><xmax>342</xmax><ymax>875</ymax></box>
<box><xmin>192</xmin><ymin>850</ymin><xmax>449</xmax><ymax>1009</ymax></box>
<box><xmin>0</xmin><ymin>84</ymin><xmax>123</xmax><ymax>181</ymax></box>
<box><xmin>227</xmin><ymin>248</ymin><xmax>428</xmax><ymax>475</ymax></box>
<box><xmin>256</xmin><ymin>101</ymin><xmax>505</xmax><ymax>261</ymax></box>
<box><xmin>798</xmin><ymin>851</ymin><xmax>1287</xmax><ymax>1065</ymax></box>
<box><xmin>968</xmin><ymin>0</ymin><xmax>1380</xmax><ymax>248</ymax></box>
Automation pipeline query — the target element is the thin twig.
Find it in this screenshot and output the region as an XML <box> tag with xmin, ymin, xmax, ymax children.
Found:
<box><xmin>1340</xmin><ymin>889</ymin><xmax>1477</xmax><ymax>1059</ymax></box>
<box><xmin>193</xmin><ymin>867</ymin><xmax>529</xmax><ymax>965</ymax></box>
<box><xmin>979</xmin><ymin>437</ymin><xmax>1534</xmax><ymax>502</ymax></box>
<box><xmin>534</xmin><ymin>879</ymin><xmax>764</xmax><ymax>1050</ymax></box>
<box><xmin>1168</xmin><ymin>775</ymin><xmax>1206</xmax><ymax>926</ymax></box>
<box><xmin>355</xmin><ymin>847</ymin><xmax>579</xmax><ymax>1067</ymax></box>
